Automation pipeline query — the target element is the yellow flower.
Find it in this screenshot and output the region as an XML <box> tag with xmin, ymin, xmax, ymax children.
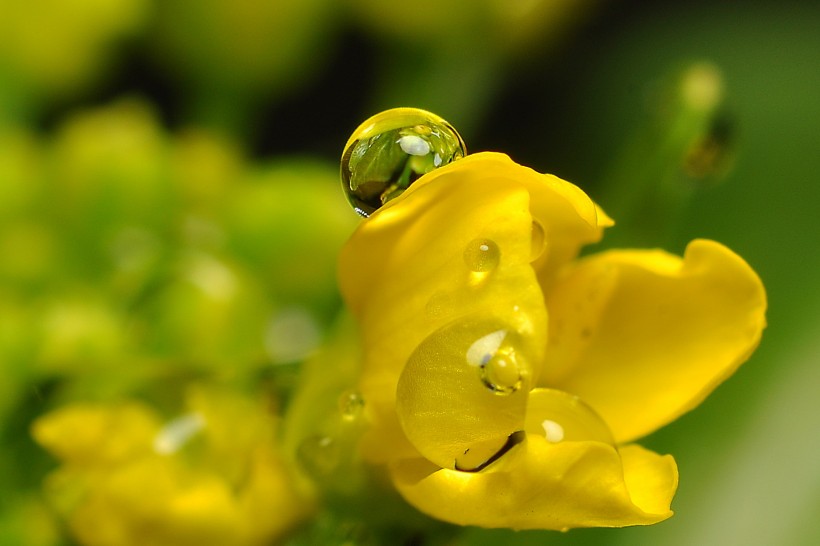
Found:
<box><xmin>338</xmin><ymin>152</ymin><xmax>766</xmax><ymax>529</ymax></box>
<box><xmin>31</xmin><ymin>387</ymin><xmax>311</xmax><ymax>546</ymax></box>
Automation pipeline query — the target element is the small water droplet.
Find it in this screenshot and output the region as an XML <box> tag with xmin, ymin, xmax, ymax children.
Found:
<box><xmin>425</xmin><ymin>291</ymin><xmax>452</xmax><ymax>318</ymax></box>
<box><xmin>525</xmin><ymin>389</ymin><xmax>614</xmax><ymax>445</ymax></box>
<box><xmin>296</xmin><ymin>435</ymin><xmax>339</xmax><ymax>477</ymax></box>
<box><xmin>341</xmin><ymin>108</ymin><xmax>466</xmax><ymax>216</ymax></box>
<box><xmin>463</xmin><ymin>238</ymin><xmax>500</xmax><ymax>273</ymax></box>
<box><xmin>338</xmin><ymin>390</ymin><xmax>365</xmax><ymax>421</ymax></box>
<box><xmin>530</xmin><ymin>220</ymin><xmax>547</xmax><ymax>262</ymax></box>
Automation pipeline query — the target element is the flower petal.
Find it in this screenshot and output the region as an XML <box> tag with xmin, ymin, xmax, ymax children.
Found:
<box><xmin>542</xmin><ymin>239</ymin><xmax>767</xmax><ymax>443</ymax></box>
<box><xmin>389</xmin><ymin>436</ymin><xmax>677</xmax><ymax>530</ymax></box>
<box><xmin>338</xmin><ymin>152</ymin><xmax>610</xmax><ymax>462</ymax></box>
<box><xmin>339</xmin><ymin>153</ymin><xmax>549</xmax><ymax>462</ymax></box>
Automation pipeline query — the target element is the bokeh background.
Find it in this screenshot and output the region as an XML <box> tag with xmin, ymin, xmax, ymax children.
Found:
<box><xmin>1</xmin><ymin>0</ymin><xmax>819</xmax><ymax>545</ymax></box>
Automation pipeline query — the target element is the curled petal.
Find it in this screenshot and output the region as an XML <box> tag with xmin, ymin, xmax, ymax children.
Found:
<box><xmin>543</xmin><ymin>239</ymin><xmax>767</xmax><ymax>443</ymax></box>
<box><xmin>390</xmin><ymin>436</ymin><xmax>677</xmax><ymax>530</ymax></box>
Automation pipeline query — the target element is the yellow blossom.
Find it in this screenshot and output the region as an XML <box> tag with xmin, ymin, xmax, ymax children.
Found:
<box><xmin>338</xmin><ymin>152</ymin><xmax>766</xmax><ymax>529</ymax></box>
<box><xmin>31</xmin><ymin>387</ymin><xmax>311</xmax><ymax>546</ymax></box>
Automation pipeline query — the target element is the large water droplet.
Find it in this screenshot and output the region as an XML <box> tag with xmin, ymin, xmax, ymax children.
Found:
<box><xmin>341</xmin><ymin>108</ymin><xmax>466</xmax><ymax>216</ymax></box>
<box><xmin>463</xmin><ymin>238</ymin><xmax>500</xmax><ymax>273</ymax></box>
<box><xmin>396</xmin><ymin>316</ymin><xmax>534</xmax><ymax>470</ymax></box>
<box><xmin>338</xmin><ymin>390</ymin><xmax>365</xmax><ymax>421</ymax></box>
<box><xmin>525</xmin><ymin>388</ymin><xmax>615</xmax><ymax>445</ymax></box>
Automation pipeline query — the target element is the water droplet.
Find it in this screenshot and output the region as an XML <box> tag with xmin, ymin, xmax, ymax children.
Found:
<box><xmin>530</xmin><ymin>220</ymin><xmax>547</xmax><ymax>262</ymax></box>
<box><xmin>340</xmin><ymin>108</ymin><xmax>466</xmax><ymax>216</ymax></box>
<box><xmin>396</xmin><ymin>317</ymin><xmax>533</xmax><ymax>470</ymax></box>
<box><xmin>425</xmin><ymin>291</ymin><xmax>452</xmax><ymax>318</ymax></box>
<box><xmin>463</xmin><ymin>238</ymin><xmax>500</xmax><ymax>273</ymax></box>
<box><xmin>296</xmin><ymin>435</ymin><xmax>339</xmax><ymax>477</ymax></box>
<box><xmin>338</xmin><ymin>390</ymin><xmax>365</xmax><ymax>421</ymax></box>
<box><xmin>466</xmin><ymin>328</ymin><xmax>523</xmax><ymax>395</ymax></box>
<box><xmin>525</xmin><ymin>388</ymin><xmax>614</xmax><ymax>445</ymax></box>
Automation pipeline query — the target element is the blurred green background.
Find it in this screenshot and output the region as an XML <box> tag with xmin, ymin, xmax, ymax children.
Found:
<box><xmin>1</xmin><ymin>0</ymin><xmax>818</xmax><ymax>545</ymax></box>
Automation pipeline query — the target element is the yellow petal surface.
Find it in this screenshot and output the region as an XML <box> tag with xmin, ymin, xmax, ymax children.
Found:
<box><xmin>390</xmin><ymin>436</ymin><xmax>677</xmax><ymax>530</ymax></box>
<box><xmin>542</xmin><ymin>239</ymin><xmax>767</xmax><ymax>443</ymax></box>
<box><xmin>339</xmin><ymin>153</ymin><xmax>550</xmax><ymax>462</ymax></box>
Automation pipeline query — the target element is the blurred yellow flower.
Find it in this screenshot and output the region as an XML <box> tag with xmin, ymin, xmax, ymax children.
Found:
<box><xmin>0</xmin><ymin>0</ymin><xmax>148</xmax><ymax>104</ymax></box>
<box><xmin>32</xmin><ymin>387</ymin><xmax>311</xmax><ymax>546</ymax></box>
<box><xmin>338</xmin><ymin>152</ymin><xmax>766</xmax><ymax>529</ymax></box>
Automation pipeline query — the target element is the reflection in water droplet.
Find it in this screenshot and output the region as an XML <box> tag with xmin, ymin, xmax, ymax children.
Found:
<box><xmin>481</xmin><ymin>348</ymin><xmax>523</xmax><ymax>394</ymax></box>
<box><xmin>466</xmin><ymin>329</ymin><xmax>523</xmax><ymax>395</ymax></box>
<box><xmin>296</xmin><ymin>435</ymin><xmax>339</xmax><ymax>477</ymax></box>
<box><xmin>530</xmin><ymin>220</ymin><xmax>547</xmax><ymax>262</ymax></box>
<box><xmin>463</xmin><ymin>238</ymin><xmax>500</xmax><ymax>273</ymax></box>
<box><xmin>525</xmin><ymin>388</ymin><xmax>615</xmax><ymax>445</ymax></box>
<box><xmin>454</xmin><ymin>431</ymin><xmax>526</xmax><ymax>472</ymax></box>
<box><xmin>340</xmin><ymin>108</ymin><xmax>466</xmax><ymax>217</ymax></box>
<box><xmin>338</xmin><ymin>390</ymin><xmax>365</xmax><ymax>421</ymax></box>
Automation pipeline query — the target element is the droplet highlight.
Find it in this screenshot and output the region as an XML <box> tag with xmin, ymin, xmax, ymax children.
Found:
<box><xmin>463</xmin><ymin>238</ymin><xmax>500</xmax><ymax>273</ymax></box>
<box><xmin>541</xmin><ymin>419</ymin><xmax>565</xmax><ymax>443</ymax></box>
<box><xmin>338</xmin><ymin>390</ymin><xmax>365</xmax><ymax>421</ymax></box>
<box><xmin>341</xmin><ymin>108</ymin><xmax>466</xmax><ymax>216</ymax></box>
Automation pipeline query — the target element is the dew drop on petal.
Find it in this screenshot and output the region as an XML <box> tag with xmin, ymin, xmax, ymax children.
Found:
<box><xmin>340</xmin><ymin>108</ymin><xmax>466</xmax><ymax>216</ymax></box>
<box><xmin>463</xmin><ymin>238</ymin><xmax>500</xmax><ymax>273</ymax></box>
<box><xmin>338</xmin><ymin>389</ymin><xmax>365</xmax><ymax>421</ymax></box>
<box><xmin>425</xmin><ymin>290</ymin><xmax>453</xmax><ymax>319</ymax></box>
<box><xmin>525</xmin><ymin>388</ymin><xmax>615</xmax><ymax>445</ymax></box>
<box><xmin>530</xmin><ymin>220</ymin><xmax>547</xmax><ymax>262</ymax></box>
<box><xmin>397</xmin><ymin>317</ymin><xmax>534</xmax><ymax>470</ymax></box>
